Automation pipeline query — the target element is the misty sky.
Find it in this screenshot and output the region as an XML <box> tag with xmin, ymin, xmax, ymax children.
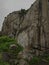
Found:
<box><xmin>0</xmin><ymin>0</ymin><xmax>36</xmax><ymax>31</ymax></box>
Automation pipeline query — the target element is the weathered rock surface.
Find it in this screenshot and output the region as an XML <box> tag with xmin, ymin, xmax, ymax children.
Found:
<box><xmin>2</xmin><ymin>0</ymin><xmax>39</xmax><ymax>48</ymax></box>
<box><xmin>1</xmin><ymin>0</ymin><xmax>49</xmax><ymax>61</ymax></box>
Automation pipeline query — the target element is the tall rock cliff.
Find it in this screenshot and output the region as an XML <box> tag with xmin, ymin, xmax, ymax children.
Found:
<box><xmin>1</xmin><ymin>0</ymin><xmax>49</xmax><ymax>57</ymax></box>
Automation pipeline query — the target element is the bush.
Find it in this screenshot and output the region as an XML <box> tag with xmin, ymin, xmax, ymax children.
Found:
<box><xmin>0</xmin><ymin>36</ymin><xmax>24</xmax><ymax>64</ymax></box>
<box><xmin>0</xmin><ymin>36</ymin><xmax>23</xmax><ymax>52</ymax></box>
<box><xmin>0</xmin><ymin>60</ymin><xmax>9</xmax><ymax>65</ymax></box>
<box><xmin>29</xmin><ymin>56</ymin><xmax>41</xmax><ymax>65</ymax></box>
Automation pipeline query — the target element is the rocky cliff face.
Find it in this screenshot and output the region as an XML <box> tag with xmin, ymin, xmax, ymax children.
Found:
<box><xmin>1</xmin><ymin>0</ymin><xmax>49</xmax><ymax>57</ymax></box>
<box><xmin>2</xmin><ymin>0</ymin><xmax>38</xmax><ymax>46</ymax></box>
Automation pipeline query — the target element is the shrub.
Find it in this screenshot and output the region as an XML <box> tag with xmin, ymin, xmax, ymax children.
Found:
<box><xmin>0</xmin><ymin>36</ymin><xmax>24</xmax><ymax>64</ymax></box>
<box><xmin>0</xmin><ymin>60</ymin><xmax>9</xmax><ymax>65</ymax></box>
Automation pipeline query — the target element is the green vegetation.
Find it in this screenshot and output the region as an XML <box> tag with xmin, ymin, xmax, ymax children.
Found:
<box><xmin>29</xmin><ymin>56</ymin><xmax>41</xmax><ymax>65</ymax></box>
<box><xmin>0</xmin><ymin>36</ymin><xmax>49</xmax><ymax>65</ymax></box>
<box><xmin>24</xmin><ymin>56</ymin><xmax>41</xmax><ymax>65</ymax></box>
<box><xmin>0</xmin><ymin>60</ymin><xmax>9</xmax><ymax>65</ymax></box>
<box><xmin>19</xmin><ymin>9</ymin><xmax>27</xmax><ymax>18</ymax></box>
<box><xmin>24</xmin><ymin>55</ymin><xmax>49</xmax><ymax>65</ymax></box>
<box><xmin>0</xmin><ymin>36</ymin><xmax>23</xmax><ymax>65</ymax></box>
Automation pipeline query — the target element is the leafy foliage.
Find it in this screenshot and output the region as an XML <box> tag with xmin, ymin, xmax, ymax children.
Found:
<box><xmin>0</xmin><ymin>36</ymin><xmax>23</xmax><ymax>52</ymax></box>
<box><xmin>24</xmin><ymin>56</ymin><xmax>41</xmax><ymax>65</ymax></box>
<box><xmin>0</xmin><ymin>36</ymin><xmax>49</xmax><ymax>65</ymax></box>
<box><xmin>0</xmin><ymin>36</ymin><xmax>23</xmax><ymax>65</ymax></box>
<box><xmin>0</xmin><ymin>60</ymin><xmax>9</xmax><ymax>65</ymax></box>
<box><xmin>19</xmin><ymin>9</ymin><xmax>26</xmax><ymax>18</ymax></box>
<box><xmin>29</xmin><ymin>56</ymin><xmax>41</xmax><ymax>65</ymax></box>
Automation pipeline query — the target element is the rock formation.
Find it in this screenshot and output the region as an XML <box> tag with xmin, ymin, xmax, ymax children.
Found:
<box><xmin>1</xmin><ymin>0</ymin><xmax>49</xmax><ymax>59</ymax></box>
<box><xmin>0</xmin><ymin>31</ymin><xmax>2</xmax><ymax>36</ymax></box>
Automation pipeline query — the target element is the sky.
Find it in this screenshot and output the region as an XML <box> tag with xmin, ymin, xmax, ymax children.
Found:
<box><xmin>0</xmin><ymin>0</ymin><xmax>36</xmax><ymax>31</ymax></box>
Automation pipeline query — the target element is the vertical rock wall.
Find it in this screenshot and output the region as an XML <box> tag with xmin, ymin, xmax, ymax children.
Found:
<box><xmin>1</xmin><ymin>0</ymin><xmax>49</xmax><ymax>58</ymax></box>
